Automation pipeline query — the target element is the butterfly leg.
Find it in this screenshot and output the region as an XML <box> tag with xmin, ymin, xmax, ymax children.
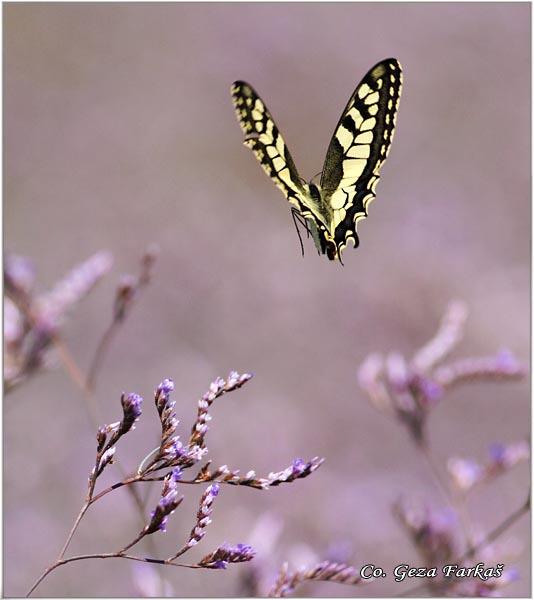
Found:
<box><xmin>290</xmin><ymin>208</ymin><xmax>306</xmax><ymax>257</ymax></box>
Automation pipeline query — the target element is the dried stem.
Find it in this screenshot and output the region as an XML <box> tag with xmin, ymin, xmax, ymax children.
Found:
<box><xmin>460</xmin><ymin>492</ymin><xmax>530</xmax><ymax>562</ymax></box>
<box><xmin>57</xmin><ymin>502</ymin><xmax>92</xmax><ymax>561</ymax></box>
<box><xmin>86</xmin><ymin>321</ymin><xmax>120</xmax><ymax>391</ymax></box>
<box><xmin>5</xmin><ymin>286</ymin><xmax>102</xmax><ymax>426</ymax></box>
<box><xmin>28</xmin><ymin>372</ymin><xmax>320</xmax><ymax>597</ymax></box>
<box><xmin>26</xmin><ymin>551</ymin><xmax>205</xmax><ymax>597</ymax></box>
<box><xmin>418</xmin><ymin>443</ymin><xmax>475</xmax><ymax>554</ymax></box>
<box><xmin>86</xmin><ymin>245</ymin><xmax>158</xmax><ymax>391</ymax></box>
<box><xmin>396</xmin><ymin>494</ymin><xmax>530</xmax><ymax>597</ymax></box>
<box><xmin>269</xmin><ymin>561</ymin><xmax>368</xmax><ymax>597</ymax></box>
<box><xmin>7</xmin><ymin>291</ymin><xmax>156</xmax><ymax>569</ymax></box>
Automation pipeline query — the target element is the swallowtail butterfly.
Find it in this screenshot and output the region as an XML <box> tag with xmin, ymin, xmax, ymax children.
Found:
<box><xmin>231</xmin><ymin>58</ymin><xmax>402</xmax><ymax>262</ymax></box>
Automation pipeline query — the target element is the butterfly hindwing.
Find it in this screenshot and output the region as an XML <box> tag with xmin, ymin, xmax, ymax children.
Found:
<box><xmin>320</xmin><ymin>59</ymin><xmax>402</xmax><ymax>254</ymax></box>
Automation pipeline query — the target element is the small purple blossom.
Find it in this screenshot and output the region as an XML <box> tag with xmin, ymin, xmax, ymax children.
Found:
<box><xmin>169</xmin><ymin>483</ymin><xmax>221</xmax><ymax>559</ymax></box>
<box><xmin>145</xmin><ymin>486</ymin><xmax>183</xmax><ymax>535</ymax></box>
<box><xmin>260</xmin><ymin>457</ymin><xmax>324</xmax><ymax>488</ymax></box>
<box><xmin>291</xmin><ymin>459</ymin><xmax>306</xmax><ymax>476</ymax></box>
<box><xmin>4</xmin><ymin>254</ymin><xmax>36</xmax><ymax>295</ymax></box>
<box><xmin>118</xmin><ymin>392</ymin><xmax>143</xmax><ymax>435</ymax></box>
<box><xmin>495</xmin><ymin>349</ymin><xmax>523</xmax><ymax>374</ymax></box>
<box><xmin>393</xmin><ymin>500</ymin><xmax>458</xmax><ymax>565</ymax></box>
<box><xmin>386</xmin><ymin>353</ymin><xmax>410</xmax><ymax>393</ymax></box>
<box><xmin>154</xmin><ymin>497</ymin><xmax>176</xmax><ymax>532</ymax></box>
<box><xmin>94</xmin><ymin>447</ymin><xmax>116</xmax><ymax>478</ymax></box>
<box><xmin>198</xmin><ymin>542</ymin><xmax>256</xmax><ymax>569</ymax></box>
<box><xmin>158</xmin><ymin>378</ymin><xmax>175</xmax><ymax>395</ymax></box>
<box><xmin>170</xmin><ymin>467</ymin><xmax>183</xmax><ymax>482</ymax></box>
<box><xmin>447</xmin><ymin>457</ymin><xmax>483</xmax><ymax>492</ymax></box>
<box><xmin>487</xmin><ymin>440</ymin><xmax>530</xmax><ymax>471</ymax></box>
<box><xmin>449</xmin><ymin>440</ymin><xmax>529</xmax><ymax>493</ymax></box>
<box><xmin>164</xmin><ymin>437</ymin><xmax>185</xmax><ymax>460</ymax></box>
<box><xmin>269</xmin><ymin>560</ymin><xmax>366</xmax><ymax>597</ymax></box>
<box><xmin>414</xmin><ymin>376</ymin><xmax>443</xmax><ymax>405</ymax></box>
<box><xmin>358</xmin><ymin>301</ymin><xmax>527</xmax><ymax>448</ymax></box>
<box><xmin>37</xmin><ymin>251</ymin><xmax>113</xmax><ymax>325</ymax></box>
<box><xmin>188</xmin><ymin>372</ymin><xmax>253</xmax><ymax>451</ymax></box>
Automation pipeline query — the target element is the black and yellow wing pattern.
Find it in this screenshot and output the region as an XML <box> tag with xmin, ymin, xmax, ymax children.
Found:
<box><xmin>231</xmin><ymin>58</ymin><xmax>402</xmax><ymax>261</ymax></box>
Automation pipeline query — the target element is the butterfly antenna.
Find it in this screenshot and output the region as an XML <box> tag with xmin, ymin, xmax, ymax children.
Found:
<box><xmin>310</xmin><ymin>172</ymin><xmax>322</xmax><ymax>186</ymax></box>
<box><xmin>291</xmin><ymin>209</ymin><xmax>306</xmax><ymax>258</ymax></box>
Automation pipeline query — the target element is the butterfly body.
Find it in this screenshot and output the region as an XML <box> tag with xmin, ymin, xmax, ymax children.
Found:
<box><xmin>232</xmin><ymin>59</ymin><xmax>402</xmax><ymax>261</ymax></box>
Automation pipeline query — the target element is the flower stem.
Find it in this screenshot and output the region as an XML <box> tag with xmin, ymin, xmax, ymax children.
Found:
<box><xmin>396</xmin><ymin>493</ymin><xmax>530</xmax><ymax>597</ymax></box>
<box><xmin>26</xmin><ymin>551</ymin><xmax>203</xmax><ymax>596</ymax></box>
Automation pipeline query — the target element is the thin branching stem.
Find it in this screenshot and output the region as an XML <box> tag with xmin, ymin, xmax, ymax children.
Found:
<box><xmin>460</xmin><ymin>492</ymin><xmax>530</xmax><ymax>562</ymax></box>
<box><xmin>26</xmin><ymin>370</ymin><xmax>319</xmax><ymax>598</ymax></box>
<box><xmin>57</xmin><ymin>502</ymin><xmax>91</xmax><ymax>561</ymax></box>
<box><xmin>48</xmin><ymin>337</ymin><xmax>152</xmax><ymax>542</ymax></box>
<box><xmin>26</xmin><ymin>551</ymin><xmax>203</xmax><ymax>597</ymax></box>
<box><xmin>418</xmin><ymin>443</ymin><xmax>475</xmax><ymax>553</ymax></box>
<box><xmin>396</xmin><ymin>494</ymin><xmax>530</xmax><ymax>597</ymax></box>
<box><xmin>8</xmin><ymin>283</ymin><xmax>162</xmax><ymax>586</ymax></box>
<box><xmin>86</xmin><ymin>320</ymin><xmax>120</xmax><ymax>391</ymax></box>
<box><xmin>86</xmin><ymin>248</ymin><xmax>156</xmax><ymax>391</ymax></box>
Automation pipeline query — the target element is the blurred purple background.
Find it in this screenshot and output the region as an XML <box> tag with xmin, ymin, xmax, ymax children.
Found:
<box><xmin>4</xmin><ymin>3</ymin><xmax>530</xmax><ymax>597</ymax></box>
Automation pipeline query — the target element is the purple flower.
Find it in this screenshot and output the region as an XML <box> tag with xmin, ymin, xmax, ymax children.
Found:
<box><xmin>147</xmin><ymin>490</ymin><xmax>182</xmax><ymax>534</ymax></box>
<box><xmin>487</xmin><ymin>440</ymin><xmax>529</xmax><ymax>470</ymax></box>
<box><xmin>4</xmin><ymin>254</ymin><xmax>35</xmax><ymax>294</ymax></box>
<box><xmin>118</xmin><ymin>393</ymin><xmax>143</xmax><ymax>435</ymax></box>
<box><xmin>162</xmin><ymin>437</ymin><xmax>185</xmax><ymax>460</ymax></box>
<box><xmin>160</xmin><ymin>488</ymin><xmax>178</xmax><ymax>507</ymax></box>
<box><xmin>124</xmin><ymin>393</ymin><xmax>143</xmax><ymax>417</ymax></box>
<box><xmin>198</xmin><ymin>542</ymin><xmax>256</xmax><ymax>568</ymax></box>
<box><xmin>386</xmin><ymin>353</ymin><xmax>410</xmax><ymax>393</ymax></box>
<box><xmin>145</xmin><ymin>476</ymin><xmax>184</xmax><ymax>535</ymax></box>
<box><xmin>447</xmin><ymin>457</ymin><xmax>482</xmax><ymax>491</ymax></box>
<box><xmin>158</xmin><ymin>378</ymin><xmax>175</xmax><ymax>395</ymax></box>
<box><xmin>291</xmin><ymin>459</ymin><xmax>306</xmax><ymax>476</ymax></box>
<box><xmin>171</xmin><ymin>467</ymin><xmax>183</xmax><ymax>482</ymax></box>
<box><xmin>495</xmin><ymin>349</ymin><xmax>522</xmax><ymax>374</ymax></box>
<box><xmin>156</xmin><ymin>515</ymin><xmax>169</xmax><ymax>533</ymax></box>
<box><xmin>416</xmin><ymin>376</ymin><xmax>443</xmax><ymax>405</ymax></box>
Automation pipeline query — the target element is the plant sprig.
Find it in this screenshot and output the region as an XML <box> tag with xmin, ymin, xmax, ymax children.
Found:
<box><xmin>27</xmin><ymin>371</ymin><xmax>323</xmax><ymax>597</ymax></box>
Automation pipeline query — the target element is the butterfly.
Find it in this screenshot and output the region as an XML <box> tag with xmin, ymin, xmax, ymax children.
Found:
<box><xmin>231</xmin><ymin>58</ymin><xmax>402</xmax><ymax>262</ymax></box>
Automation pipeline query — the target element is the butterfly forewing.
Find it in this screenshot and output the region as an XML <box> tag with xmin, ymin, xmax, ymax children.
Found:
<box><xmin>320</xmin><ymin>59</ymin><xmax>402</xmax><ymax>253</ymax></box>
<box><xmin>231</xmin><ymin>81</ymin><xmax>309</xmax><ymax>211</ymax></box>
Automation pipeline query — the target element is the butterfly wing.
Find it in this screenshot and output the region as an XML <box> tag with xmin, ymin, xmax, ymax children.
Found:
<box><xmin>231</xmin><ymin>81</ymin><xmax>326</xmax><ymax>229</ymax></box>
<box><xmin>319</xmin><ymin>58</ymin><xmax>402</xmax><ymax>256</ymax></box>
